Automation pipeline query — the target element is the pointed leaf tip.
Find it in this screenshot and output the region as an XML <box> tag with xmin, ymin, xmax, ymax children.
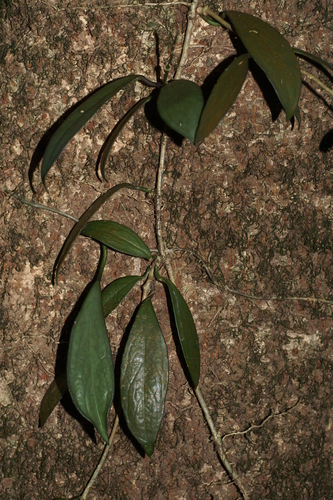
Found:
<box><xmin>41</xmin><ymin>75</ymin><xmax>141</xmax><ymax>184</ymax></box>
<box><xmin>155</xmin><ymin>269</ymin><xmax>200</xmax><ymax>387</ymax></box>
<box><xmin>120</xmin><ymin>299</ymin><xmax>168</xmax><ymax>456</ymax></box>
<box><xmin>67</xmin><ymin>281</ymin><xmax>114</xmax><ymax>443</ymax></box>
<box><xmin>81</xmin><ymin>220</ymin><xmax>152</xmax><ymax>260</ymax></box>
<box><xmin>102</xmin><ymin>274</ymin><xmax>142</xmax><ymax>317</ymax></box>
<box><xmin>225</xmin><ymin>10</ymin><xmax>302</xmax><ymax>120</ymax></box>
<box><xmin>195</xmin><ymin>53</ymin><xmax>249</xmax><ymax>144</ymax></box>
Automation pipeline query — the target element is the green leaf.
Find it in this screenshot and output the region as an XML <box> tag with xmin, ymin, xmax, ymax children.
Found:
<box><xmin>120</xmin><ymin>298</ymin><xmax>168</xmax><ymax>456</ymax></box>
<box><xmin>81</xmin><ymin>220</ymin><xmax>152</xmax><ymax>260</ymax></box>
<box><xmin>195</xmin><ymin>53</ymin><xmax>249</xmax><ymax>144</ymax></box>
<box><xmin>41</xmin><ymin>75</ymin><xmax>141</xmax><ymax>185</ymax></box>
<box><xmin>53</xmin><ymin>183</ymin><xmax>150</xmax><ymax>284</ymax></box>
<box><xmin>155</xmin><ymin>268</ymin><xmax>200</xmax><ymax>387</ymax></box>
<box><xmin>39</xmin><ymin>373</ymin><xmax>68</xmax><ymax>428</ymax></box>
<box><xmin>225</xmin><ymin>11</ymin><xmax>302</xmax><ymax>120</ymax></box>
<box><xmin>157</xmin><ymin>80</ymin><xmax>204</xmax><ymax>143</ymax></box>
<box><xmin>102</xmin><ymin>274</ymin><xmax>143</xmax><ymax>317</ymax></box>
<box><xmin>67</xmin><ymin>281</ymin><xmax>114</xmax><ymax>443</ymax></box>
<box><xmin>100</xmin><ymin>95</ymin><xmax>151</xmax><ymax>180</ymax></box>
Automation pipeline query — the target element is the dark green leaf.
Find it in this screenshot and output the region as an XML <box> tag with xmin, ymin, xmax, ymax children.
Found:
<box><xmin>102</xmin><ymin>275</ymin><xmax>143</xmax><ymax>317</ymax></box>
<box><xmin>155</xmin><ymin>268</ymin><xmax>200</xmax><ymax>387</ymax></box>
<box><xmin>100</xmin><ymin>96</ymin><xmax>151</xmax><ymax>180</ymax></box>
<box><xmin>120</xmin><ymin>298</ymin><xmax>168</xmax><ymax>456</ymax></box>
<box><xmin>39</xmin><ymin>373</ymin><xmax>68</xmax><ymax>428</ymax></box>
<box><xmin>225</xmin><ymin>11</ymin><xmax>302</xmax><ymax>120</ymax></box>
<box><xmin>195</xmin><ymin>53</ymin><xmax>249</xmax><ymax>144</ymax></box>
<box><xmin>157</xmin><ymin>80</ymin><xmax>204</xmax><ymax>143</ymax></box>
<box><xmin>41</xmin><ymin>75</ymin><xmax>141</xmax><ymax>185</ymax></box>
<box><xmin>53</xmin><ymin>183</ymin><xmax>150</xmax><ymax>284</ymax></box>
<box><xmin>81</xmin><ymin>221</ymin><xmax>152</xmax><ymax>260</ymax></box>
<box><xmin>67</xmin><ymin>281</ymin><xmax>114</xmax><ymax>443</ymax></box>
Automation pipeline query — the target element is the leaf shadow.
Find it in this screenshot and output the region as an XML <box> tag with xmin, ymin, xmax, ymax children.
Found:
<box><xmin>144</xmin><ymin>88</ymin><xmax>184</xmax><ymax>147</ymax></box>
<box><xmin>302</xmin><ymin>80</ymin><xmax>333</xmax><ymax>114</ymax></box>
<box><xmin>248</xmin><ymin>59</ymin><xmax>283</xmax><ymax>122</ymax></box>
<box><xmin>320</xmin><ymin>129</ymin><xmax>333</xmax><ymax>152</ymax></box>
<box><xmin>227</xmin><ymin>31</ymin><xmax>284</xmax><ymax>122</ymax></box>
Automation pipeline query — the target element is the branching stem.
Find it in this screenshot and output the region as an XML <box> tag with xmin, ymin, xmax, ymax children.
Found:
<box><xmin>154</xmin><ymin>2</ymin><xmax>249</xmax><ymax>498</ymax></box>
<box><xmin>169</xmin><ymin>247</ymin><xmax>333</xmax><ymax>306</ymax></box>
<box><xmin>221</xmin><ymin>400</ymin><xmax>300</xmax><ymax>442</ymax></box>
<box><xmin>9</xmin><ymin>3</ymin><xmax>330</xmax><ymax>500</ymax></box>
<box><xmin>195</xmin><ymin>386</ymin><xmax>249</xmax><ymax>500</ymax></box>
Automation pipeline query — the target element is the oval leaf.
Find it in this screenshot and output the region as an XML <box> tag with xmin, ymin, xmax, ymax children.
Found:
<box><xmin>81</xmin><ymin>220</ymin><xmax>152</xmax><ymax>260</ymax></box>
<box><xmin>155</xmin><ymin>269</ymin><xmax>200</xmax><ymax>387</ymax></box>
<box><xmin>157</xmin><ymin>80</ymin><xmax>204</xmax><ymax>143</ymax></box>
<box><xmin>120</xmin><ymin>298</ymin><xmax>168</xmax><ymax>456</ymax></box>
<box><xmin>102</xmin><ymin>275</ymin><xmax>143</xmax><ymax>317</ymax></box>
<box><xmin>195</xmin><ymin>53</ymin><xmax>249</xmax><ymax>144</ymax></box>
<box><xmin>41</xmin><ymin>75</ymin><xmax>141</xmax><ymax>184</ymax></box>
<box><xmin>39</xmin><ymin>373</ymin><xmax>68</xmax><ymax>428</ymax></box>
<box><xmin>67</xmin><ymin>281</ymin><xmax>114</xmax><ymax>443</ymax></box>
<box><xmin>225</xmin><ymin>11</ymin><xmax>302</xmax><ymax>120</ymax></box>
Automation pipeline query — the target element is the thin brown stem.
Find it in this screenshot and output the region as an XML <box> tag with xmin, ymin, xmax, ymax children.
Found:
<box><xmin>156</xmin><ymin>135</ymin><xmax>168</xmax><ymax>257</ymax></box>
<box><xmin>195</xmin><ymin>386</ymin><xmax>249</xmax><ymax>500</ymax></box>
<box><xmin>170</xmin><ymin>246</ymin><xmax>333</xmax><ymax>307</ymax></box>
<box><xmin>81</xmin><ymin>415</ymin><xmax>119</xmax><ymax>500</ymax></box>
<box><xmin>222</xmin><ymin>400</ymin><xmax>300</xmax><ymax>443</ymax></box>
<box><xmin>154</xmin><ymin>3</ymin><xmax>249</xmax><ymax>498</ymax></box>
<box><xmin>174</xmin><ymin>0</ymin><xmax>200</xmax><ymax>79</ymax></box>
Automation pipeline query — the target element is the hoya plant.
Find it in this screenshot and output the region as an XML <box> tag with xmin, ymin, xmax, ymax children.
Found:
<box><xmin>11</xmin><ymin>4</ymin><xmax>330</xmax><ymax>499</ymax></box>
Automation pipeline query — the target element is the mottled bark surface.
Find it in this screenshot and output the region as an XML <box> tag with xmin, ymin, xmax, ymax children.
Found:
<box><xmin>1</xmin><ymin>1</ymin><xmax>333</xmax><ymax>499</ymax></box>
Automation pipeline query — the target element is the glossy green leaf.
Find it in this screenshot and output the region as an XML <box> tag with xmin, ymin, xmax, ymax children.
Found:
<box><xmin>155</xmin><ymin>268</ymin><xmax>200</xmax><ymax>387</ymax></box>
<box><xmin>157</xmin><ymin>80</ymin><xmax>204</xmax><ymax>143</ymax></box>
<box><xmin>53</xmin><ymin>183</ymin><xmax>150</xmax><ymax>284</ymax></box>
<box><xmin>225</xmin><ymin>11</ymin><xmax>302</xmax><ymax>120</ymax></box>
<box><xmin>100</xmin><ymin>95</ymin><xmax>151</xmax><ymax>180</ymax></box>
<box><xmin>120</xmin><ymin>298</ymin><xmax>168</xmax><ymax>456</ymax></box>
<box><xmin>81</xmin><ymin>220</ymin><xmax>152</xmax><ymax>260</ymax></box>
<box><xmin>39</xmin><ymin>373</ymin><xmax>68</xmax><ymax>428</ymax></box>
<box><xmin>41</xmin><ymin>75</ymin><xmax>141</xmax><ymax>184</ymax></box>
<box><xmin>102</xmin><ymin>274</ymin><xmax>143</xmax><ymax>317</ymax></box>
<box><xmin>195</xmin><ymin>54</ymin><xmax>249</xmax><ymax>144</ymax></box>
<box><xmin>67</xmin><ymin>281</ymin><xmax>114</xmax><ymax>443</ymax></box>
